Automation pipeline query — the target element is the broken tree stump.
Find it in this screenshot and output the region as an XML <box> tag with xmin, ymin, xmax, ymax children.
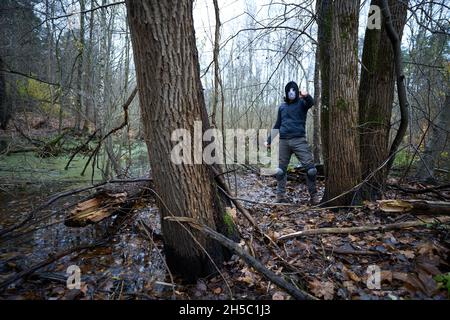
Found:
<box><xmin>65</xmin><ymin>180</ymin><xmax>151</xmax><ymax>227</ymax></box>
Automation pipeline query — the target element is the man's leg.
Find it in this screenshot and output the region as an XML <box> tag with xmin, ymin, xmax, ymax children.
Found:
<box><xmin>290</xmin><ymin>137</ymin><xmax>320</xmax><ymax>203</ymax></box>
<box><xmin>276</xmin><ymin>139</ymin><xmax>291</xmax><ymax>199</ymax></box>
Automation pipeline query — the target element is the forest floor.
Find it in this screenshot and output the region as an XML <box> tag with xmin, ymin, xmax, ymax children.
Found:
<box><xmin>0</xmin><ymin>169</ymin><xmax>449</xmax><ymax>300</ymax></box>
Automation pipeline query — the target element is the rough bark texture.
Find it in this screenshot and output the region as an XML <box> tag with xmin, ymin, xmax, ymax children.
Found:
<box><xmin>317</xmin><ymin>0</ymin><xmax>331</xmax><ymax>200</ymax></box>
<box><xmin>326</xmin><ymin>0</ymin><xmax>361</xmax><ymax>206</ymax></box>
<box><xmin>359</xmin><ymin>0</ymin><xmax>408</xmax><ymax>200</ymax></box>
<box><xmin>126</xmin><ymin>0</ymin><xmax>229</xmax><ymax>282</ymax></box>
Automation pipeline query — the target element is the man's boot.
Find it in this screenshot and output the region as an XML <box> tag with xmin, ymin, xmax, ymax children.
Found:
<box><xmin>306</xmin><ymin>167</ymin><xmax>321</xmax><ymax>205</ymax></box>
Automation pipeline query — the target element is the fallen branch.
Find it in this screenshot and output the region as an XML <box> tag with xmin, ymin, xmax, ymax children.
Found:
<box><xmin>165</xmin><ymin>216</ymin><xmax>317</xmax><ymax>300</ymax></box>
<box><xmin>326</xmin><ymin>248</ymin><xmax>382</xmax><ymax>256</ymax></box>
<box><xmin>0</xmin><ymin>177</ymin><xmax>152</xmax><ymax>239</ymax></box>
<box><xmin>387</xmin><ymin>184</ymin><xmax>450</xmax><ymax>200</ymax></box>
<box><xmin>0</xmin><ymin>202</ymin><xmax>137</xmax><ymax>291</ymax></box>
<box><xmin>378</xmin><ymin>199</ymin><xmax>450</xmax><ymax>215</ymax></box>
<box><xmin>278</xmin><ymin>216</ymin><xmax>450</xmax><ymax>240</ymax></box>
<box><xmin>387</xmin><ymin>183</ymin><xmax>450</xmax><ymax>194</ymax></box>
<box><xmin>65</xmin><ymin>129</ymin><xmax>99</xmax><ymax>170</ymax></box>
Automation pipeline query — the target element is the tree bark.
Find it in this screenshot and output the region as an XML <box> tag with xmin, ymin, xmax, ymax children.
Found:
<box><xmin>317</xmin><ymin>0</ymin><xmax>331</xmax><ymax>200</ymax></box>
<box><xmin>380</xmin><ymin>0</ymin><xmax>410</xmax><ymax>173</ymax></box>
<box><xmin>313</xmin><ymin>44</ymin><xmax>321</xmax><ymax>163</ymax></box>
<box><xmin>75</xmin><ymin>0</ymin><xmax>86</xmax><ymax>132</ymax></box>
<box><xmin>126</xmin><ymin>0</ymin><xmax>232</xmax><ymax>282</ymax></box>
<box><xmin>416</xmin><ymin>92</ymin><xmax>450</xmax><ymax>182</ymax></box>
<box><xmin>325</xmin><ymin>0</ymin><xmax>361</xmax><ymax>206</ymax></box>
<box><xmin>359</xmin><ymin>0</ymin><xmax>408</xmax><ymax>200</ymax></box>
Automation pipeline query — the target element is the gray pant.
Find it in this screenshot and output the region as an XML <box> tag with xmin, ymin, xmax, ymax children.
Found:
<box><xmin>276</xmin><ymin>137</ymin><xmax>317</xmax><ymax>195</ymax></box>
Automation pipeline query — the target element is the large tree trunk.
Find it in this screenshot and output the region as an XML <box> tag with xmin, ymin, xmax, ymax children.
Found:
<box><xmin>317</xmin><ymin>0</ymin><xmax>331</xmax><ymax>200</ymax></box>
<box><xmin>126</xmin><ymin>0</ymin><xmax>231</xmax><ymax>282</ymax></box>
<box><xmin>416</xmin><ymin>92</ymin><xmax>450</xmax><ymax>182</ymax></box>
<box><xmin>359</xmin><ymin>0</ymin><xmax>408</xmax><ymax>200</ymax></box>
<box><xmin>325</xmin><ymin>0</ymin><xmax>361</xmax><ymax>206</ymax></box>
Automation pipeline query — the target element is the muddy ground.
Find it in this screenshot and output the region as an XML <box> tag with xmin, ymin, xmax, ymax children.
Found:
<box><xmin>0</xmin><ymin>170</ymin><xmax>449</xmax><ymax>300</ymax></box>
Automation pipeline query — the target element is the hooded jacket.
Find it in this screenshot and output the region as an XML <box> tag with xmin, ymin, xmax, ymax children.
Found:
<box><xmin>267</xmin><ymin>81</ymin><xmax>314</xmax><ymax>144</ymax></box>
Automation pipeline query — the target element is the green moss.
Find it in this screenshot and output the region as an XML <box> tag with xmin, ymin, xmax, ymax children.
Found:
<box><xmin>223</xmin><ymin>211</ymin><xmax>236</xmax><ymax>236</ymax></box>
<box><xmin>336</xmin><ymin>98</ymin><xmax>348</xmax><ymax>112</ymax></box>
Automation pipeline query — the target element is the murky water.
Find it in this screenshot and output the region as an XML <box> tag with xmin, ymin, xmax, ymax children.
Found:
<box><xmin>0</xmin><ymin>140</ymin><xmax>169</xmax><ymax>299</ymax></box>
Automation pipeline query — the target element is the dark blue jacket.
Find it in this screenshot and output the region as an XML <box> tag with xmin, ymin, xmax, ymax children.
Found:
<box><xmin>267</xmin><ymin>94</ymin><xmax>314</xmax><ymax>144</ymax></box>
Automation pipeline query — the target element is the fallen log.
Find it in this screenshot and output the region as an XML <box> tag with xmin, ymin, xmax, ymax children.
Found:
<box><xmin>65</xmin><ymin>191</ymin><xmax>129</xmax><ymax>227</ymax></box>
<box><xmin>378</xmin><ymin>199</ymin><xmax>450</xmax><ymax>215</ymax></box>
<box><xmin>65</xmin><ymin>180</ymin><xmax>150</xmax><ymax>227</ymax></box>
<box><xmin>0</xmin><ymin>178</ymin><xmax>153</xmax><ymax>239</ymax></box>
<box><xmin>278</xmin><ymin>216</ymin><xmax>450</xmax><ymax>241</ymax></box>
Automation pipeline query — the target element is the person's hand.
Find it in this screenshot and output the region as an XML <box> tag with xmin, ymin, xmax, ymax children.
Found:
<box><xmin>264</xmin><ymin>141</ymin><xmax>271</xmax><ymax>149</ymax></box>
<box><xmin>300</xmin><ymin>89</ymin><xmax>308</xmax><ymax>97</ymax></box>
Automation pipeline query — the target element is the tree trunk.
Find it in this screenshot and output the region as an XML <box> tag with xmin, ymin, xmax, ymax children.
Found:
<box><xmin>325</xmin><ymin>0</ymin><xmax>361</xmax><ymax>206</ymax></box>
<box><xmin>126</xmin><ymin>0</ymin><xmax>231</xmax><ymax>282</ymax></box>
<box><xmin>75</xmin><ymin>0</ymin><xmax>86</xmax><ymax>133</ymax></box>
<box><xmin>313</xmin><ymin>42</ymin><xmax>321</xmax><ymax>164</ymax></box>
<box><xmin>317</xmin><ymin>0</ymin><xmax>331</xmax><ymax>200</ymax></box>
<box><xmin>359</xmin><ymin>0</ymin><xmax>408</xmax><ymax>200</ymax></box>
<box><xmin>416</xmin><ymin>92</ymin><xmax>450</xmax><ymax>182</ymax></box>
<box><xmin>82</xmin><ymin>0</ymin><xmax>95</xmax><ymax>134</ymax></box>
<box><xmin>0</xmin><ymin>57</ymin><xmax>10</xmax><ymax>130</ymax></box>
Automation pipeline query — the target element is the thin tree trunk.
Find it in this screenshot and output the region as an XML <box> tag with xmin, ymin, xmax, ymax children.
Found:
<box><xmin>380</xmin><ymin>0</ymin><xmax>410</xmax><ymax>173</ymax></box>
<box><xmin>211</xmin><ymin>0</ymin><xmax>221</xmax><ymax>128</ymax></box>
<box><xmin>317</xmin><ymin>0</ymin><xmax>331</xmax><ymax>200</ymax></box>
<box><xmin>313</xmin><ymin>44</ymin><xmax>321</xmax><ymax>163</ymax></box>
<box><xmin>0</xmin><ymin>57</ymin><xmax>9</xmax><ymax>130</ymax></box>
<box><xmin>359</xmin><ymin>0</ymin><xmax>408</xmax><ymax>200</ymax></box>
<box><xmin>416</xmin><ymin>92</ymin><xmax>450</xmax><ymax>182</ymax></box>
<box><xmin>82</xmin><ymin>0</ymin><xmax>95</xmax><ymax>133</ymax></box>
<box><xmin>75</xmin><ymin>0</ymin><xmax>86</xmax><ymax>133</ymax></box>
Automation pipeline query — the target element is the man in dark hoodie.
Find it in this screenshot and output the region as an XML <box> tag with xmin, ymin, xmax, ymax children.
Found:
<box><xmin>266</xmin><ymin>81</ymin><xmax>320</xmax><ymax>204</ymax></box>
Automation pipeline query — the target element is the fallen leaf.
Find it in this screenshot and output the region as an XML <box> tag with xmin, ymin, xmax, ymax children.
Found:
<box><xmin>343</xmin><ymin>281</ymin><xmax>357</xmax><ymax>293</ymax></box>
<box><xmin>345</xmin><ymin>269</ymin><xmax>361</xmax><ymax>282</ymax></box>
<box><xmin>309</xmin><ymin>279</ymin><xmax>334</xmax><ymax>300</ymax></box>
<box><xmin>399</xmin><ymin>250</ymin><xmax>415</xmax><ymax>259</ymax></box>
